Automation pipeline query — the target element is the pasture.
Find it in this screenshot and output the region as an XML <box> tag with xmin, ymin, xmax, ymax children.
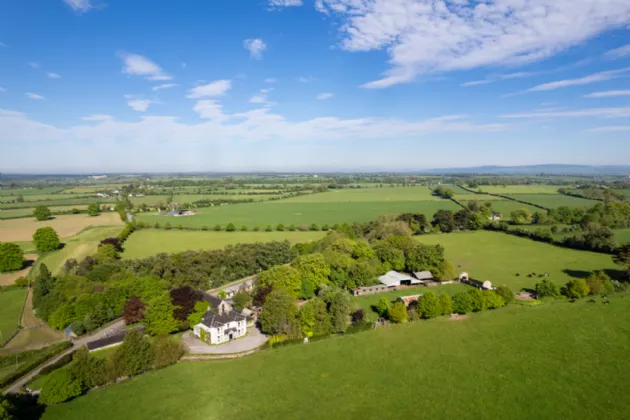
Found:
<box><xmin>478</xmin><ymin>185</ymin><xmax>561</xmax><ymax>194</ymax></box>
<box><xmin>458</xmin><ymin>199</ymin><xmax>539</xmax><ymax>215</ymax></box>
<box><xmin>415</xmin><ymin>231</ymin><xmax>619</xmax><ymax>290</ymax></box>
<box><xmin>280</xmin><ymin>187</ymin><xmax>439</xmax><ymax>202</ymax></box>
<box><xmin>122</xmin><ymin>230</ymin><xmax>325</xmax><ymax>259</ymax></box>
<box><xmin>0</xmin><ymin>287</ymin><xmax>27</xmax><ymax>346</ymax></box>
<box><xmin>135</xmin><ymin>200</ymin><xmax>461</xmax><ymax>230</ymax></box>
<box><xmin>504</xmin><ymin>194</ymin><xmax>597</xmax><ymax>209</ymax></box>
<box><xmin>0</xmin><ymin>205</ymin><xmax>90</xmax><ymax>220</ymax></box>
<box><xmin>614</xmin><ymin>228</ymin><xmax>630</xmax><ymax>245</ymax></box>
<box><xmin>0</xmin><ymin>196</ymin><xmax>115</xmax><ymax>209</ymax></box>
<box><xmin>42</xmin><ymin>295</ymin><xmax>630</xmax><ymax>420</ymax></box>
<box><xmin>0</xmin><ymin>187</ymin><xmax>67</xmax><ymax>196</ymax></box>
<box><xmin>0</xmin><ymin>212</ymin><xmax>123</xmax><ymax>242</ymax></box>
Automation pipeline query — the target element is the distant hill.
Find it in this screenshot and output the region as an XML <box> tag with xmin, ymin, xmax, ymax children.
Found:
<box><xmin>423</xmin><ymin>164</ymin><xmax>630</xmax><ymax>176</ymax></box>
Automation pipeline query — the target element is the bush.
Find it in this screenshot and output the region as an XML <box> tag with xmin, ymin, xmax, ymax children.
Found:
<box><xmin>33</xmin><ymin>205</ymin><xmax>52</xmax><ymax>221</ymax></box>
<box><xmin>276</xmin><ymin>224</ymin><xmax>285</xmax><ymax>232</ymax></box>
<box><xmin>417</xmin><ymin>291</ymin><xmax>441</xmax><ymax>319</ymax></box>
<box><xmin>33</xmin><ymin>227</ymin><xmax>61</xmax><ymax>252</ymax></box>
<box><xmin>439</xmin><ymin>293</ymin><xmax>453</xmax><ymax>315</ymax></box>
<box><xmin>87</xmin><ymin>203</ymin><xmax>100</xmax><ymax>217</ymax></box>
<box><xmin>585</xmin><ymin>271</ymin><xmax>614</xmax><ymax>295</ymax></box>
<box><xmin>467</xmin><ymin>289</ymin><xmax>485</xmax><ymax>312</ymax></box>
<box><xmin>288</xmin><ymin>224</ymin><xmax>296</xmax><ymax>231</ymax></box>
<box><xmin>0</xmin><ymin>342</ymin><xmax>71</xmax><ymax>390</ymax></box>
<box><xmin>165</xmin><ymin>223</ymin><xmax>172</xmax><ymax>230</ymax></box>
<box><xmin>388</xmin><ymin>301</ymin><xmax>408</xmax><ymax>323</ymax></box>
<box><xmin>152</xmin><ymin>335</ymin><xmax>185</xmax><ymax>370</ymax></box>
<box><xmin>241</xmin><ymin>225</ymin><xmax>248</xmax><ymax>231</ymax></box>
<box><xmin>496</xmin><ymin>285</ymin><xmax>514</xmax><ymax>305</ymax></box>
<box><xmin>265</xmin><ymin>225</ymin><xmax>273</xmax><ymax>232</ymax></box>
<box><xmin>309</xmin><ymin>223</ymin><xmax>319</xmax><ymax>231</ymax></box>
<box><xmin>39</xmin><ymin>353</ymin><xmax>74</xmax><ymax>376</ymax></box>
<box><xmin>561</xmin><ymin>279</ymin><xmax>590</xmax><ymax>299</ymax></box>
<box><xmin>375</xmin><ymin>297</ymin><xmax>391</xmax><ymax>317</ymax></box>
<box><xmin>253</xmin><ymin>225</ymin><xmax>261</xmax><ymax>232</ymax></box>
<box><xmin>535</xmin><ymin>279</ymin><xmax>560</xmax><ymax>298</ymax></box>
<box><xmin>452</xmin><ymin>292</ymin><xmax>473</xmax><ymax>314</ymax></box>
<box><xmin>321</xmin><ymin>224</ymin><xmax>329</xmax><ymax>231</ymax></box>
<box><xmin>0</xmin><ymin>243</ymin><xmax>23</xmax><ymax>272</ymax></box>
<box><xmin>39</xmin><ymin>369</ymin><xmax>82</xmax><ymax>405</ymax></box>
<box><xmin>482</xmin><ymin>290</ymin><xmax>505</xmax><ymax>309</ymax></box>
<box><xmin>226</xmin><ymin>223</ymin><xmax>236</xmax><ymax>232</ymax></box>
<box><xmin>213</xmin><ymin>224</ymin><xmax>221</xmax><ymax>231</ymax></box>
<box><xmin>111</xmin><ymin>330</ymin><xmax>153</xmax><ymax>377</ymax></box>
<box><xmin>201</xmin><ymin>225</ymin><xmax>208</xmax><ymax>231</ymax></box>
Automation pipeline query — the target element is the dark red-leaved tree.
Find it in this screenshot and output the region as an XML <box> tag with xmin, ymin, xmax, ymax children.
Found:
<box><xmin>123</xmin><ymin>296</ymin><xmax>146</xmax><ymax>324</ymax></box>
<box><xmin>99</xmin><ymin>237</ymin><xmax>124</xmax><ymax>252</ymax></box>
<box><xmin>170</xmin><ymin>286</ymin><xmax>202</xmax><ymax>321</ymax></box>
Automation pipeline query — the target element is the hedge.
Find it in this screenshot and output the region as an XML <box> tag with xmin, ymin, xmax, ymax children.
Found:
<box><xmin>0</xmin><ymin>341</ymin><xmax>72</xmax><ymax>389</ymax></box>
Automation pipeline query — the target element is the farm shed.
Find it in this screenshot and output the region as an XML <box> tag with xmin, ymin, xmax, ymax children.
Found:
<box><xmin>412</xmin><ymin>271</ymin><xmax>434</xmax><ymax>282</ymax></box>
<box><xmin>352</xmin><ymin>285</ymin><xmax>391</xmax><ymax>296</ymax></box>
<box><xmin>397</xmin><ymin>294</ymin><xmax>423</xmax><ymax>307</ymax></box>
<box><xmin>86</xmin><ymin>326</ymin><xmax>146</xmax><ymax>352</ymax></box>
<box><xmin>378</xmin><ymin>271</ymin><xmax>421</xmax><ymax>287</ymax></box>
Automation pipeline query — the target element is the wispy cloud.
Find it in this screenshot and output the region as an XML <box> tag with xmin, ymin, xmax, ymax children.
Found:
<box><xmin>268</xmin><ymin>0</ymin><xmax>303</xmax><ymax>7</ymax></box>
<box><xmin>192</xmin><ymin>100</ymin><xmax>226</xmax><ymax>122</ymax></box>
<box><xmin>82</xmin><ymin>114</ymin><xmax>114</xmax><ymax>121</ymax></box>
<box><xmin>298</xmin><ymin>76</ymin><xmax>317</xmax><ymax>83</ymax></box>
<box><xmin>28</xmin><ymin>62</ymin><xmax>40</xmax><ymax>69</ymax></box>
<box><xmin>315</xmin><ymin>0</ymin><xmax>630</xmax><ymax>88</ymax></box>
<box><xmin>152</xmin><ymin>83</ymin><xmax>178</xmax><ymax>91</ymax></box>
<box><xmin>25</xmin><ymin>92</ymin><xmax>45</xmax><ymax>100</ymax></box>
<box><xmin>502</xmin><ymin>107</ymin><xmax>630</xmax><ymax>119</ymax></box>
<box><xmin>186</xmin><ymin>80</ymin><xmax>231</xmax><ymax>99</ymax></box>
<box><xmin>316</xmin><ymin>92</ymin><xmax>333</xmax><ymax>100</ymax></box>
<box><xmin>124</xmin><ymin>95</ymin><xmax>153</xmax><ymax>112</ymax></box>
<box><xmin>62</xmin><ymin>0</ymin><xmax>96</xmax><ymax>13</ymax></box>
<box><xmin>118</xmin><ymin>52</ymin><xmax>171</xmax><ymax>81</ymax></box>
<box><xmin>244</xmin><ymin>38</ymin><xmax>267</xmax><ymax>59</ymax></box>
<box><xmin>0</xmin><ymin>42</ymin><xmax>6</xmax><ymax>47</ymax></box>
<box><xmin>462</xmin><ymin>72</ymin><xmax>540</xmax><ymax>87</ymax></box>
<box><xmin>47</xmin><ymin>72</ymin><xmax>61</xmax><ymax>79</ymax></box>
<box><xmin>527</xmin><ymin>68</ymin><xmax>630</xmax><ymax>92</ymax></box>
<box><xmin>249</xmin><ymin>95</ymin><xmax>267</xmax><ymax>104</ymax></box>
<box><xmin>584</xmin><ymin>90</ymin><xmax>630</xmax><ymax>98</ymax></box>
<box><xmin>605</xmin><ymin>44</ymin><xmax>630</xmax><ymax>58</ymax></box>
<box><xmin>586</xmin><ymin>125</ymin><xmax>630</xmax><ymax>132</ymax></box>
<box><xmin>264</xmin><ymin>78</ymin><xmax>277</xmax><ymax>84</ymax></box>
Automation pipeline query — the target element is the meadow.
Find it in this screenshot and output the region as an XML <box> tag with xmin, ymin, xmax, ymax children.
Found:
<box><xmin>458</xmin><ymin>199</ymin><xmax>538</xmax><ymax>215</ymax></box>
<box><xmin>280</xmin><ymin>187</ymin><xmax>439</xmax><ymax>202</ymax></box>
<box><xmin>0</xmin><ymin>205</ymin><xmax>90</xmax><ymax>220</ymax></box>
<box><xmin>122</xmin><ymin>230</ymin><xmax>325</xmax><ymax>259</ymax></box>
<box><xmin>41</xmin><ymin>295</ymin><xmax>630</xmax><ymax>420</ymax></box>
<box><xmin>478</xmin><ymin>185</ymin><xmax>561</xmax><ymax>194</ymax></box>
<box><xmin>0</xmin><ymin>196</ymin><xmax>116</xmax><ymax>209</ymax></box>
<box><xmin>504</xmin><ymin>194</ymin><xmax>597</xmax><ymax>209</ymax></box>
<box><xmin>0</xmin><ymin>287</ymin><xmax>27</xmax><ymax>346</ymax></box>
<box><xmin>415</xmin><ymin>231</ymin><xmax>619</xmax><ymax>290</ymax></box>
<box><xmin>135</xmin><ymin>200</ymin><xmax>461</xmax><ymax>229</ymax></box>
<box><xmin>0</xmin><ymin>212</ymin><xmax>123</xmax><ymax>243</ymax></box>
<box><xmin>0</xmin><ymin>187</ymin><xmax>68</xmax><ymax>196</ymax></box>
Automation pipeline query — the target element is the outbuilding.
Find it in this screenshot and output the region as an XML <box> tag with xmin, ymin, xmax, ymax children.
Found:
<box><xmin>378</xmin><ymin>271</ymin><xmax>421</xmax><ymax>287</ymax></box>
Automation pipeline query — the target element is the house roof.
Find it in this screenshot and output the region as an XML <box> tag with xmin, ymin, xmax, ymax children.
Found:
<box><xmin>199</xmin><ymin>310</ymin><xmax>246</xmax><ymax>329</ymax></box>
<box><xmin>86</xmin><ymin>326</ymin><xmax>145</xmax><ymax>351</ymax></box>
<box><xmin>199</xmin><ymin>291</ymin><xmax>225</xmax><ymax>311</ymax></box>
<box><xmin>224</xmin><ymin>279</ymin><xmax>253</xmax><ymax>294</ymax></box>
<box><xmin>378</xmin><ymin>271</ymin><xmax>413</xmax><ymax>287</ymax></box>
<box><xmin>413</xmin><ymin>271</ymin><xmax>434</xmax><ymax>280</ymax></box>
<box><xmin>398</xmin><ymin>294</ymin><xmax>423</xmax><ymax>305</ymax></box>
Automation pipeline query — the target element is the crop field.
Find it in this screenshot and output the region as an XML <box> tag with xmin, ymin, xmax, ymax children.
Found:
<box><xmin>31</xmin><ymin>225</ymin><xmax>125</xmax><ymax>276</ymax></box>
<box><xmin>135</xmin><ymin>200</ymin><xmax>461</xmax><ymax>229</ymax></box>
<box><xmin>0</xmin><ymin>212</ymin><xmax>123</xmax><ymax>243</ymax></box>
<box><xmin>0</xmin><ymin>287</ymin><xmax>27</xmax><ymax>346</ymax></box>
<box><xmin>415</xmin><ymin>231</ymin><xmax>619</xmax><ymax>290</ymax></box>
<box><xmin>479</xmin><ymin>185</ymin><xmax>562</xmax><ymax>194</ymax></box>
<box><xmin>280</xmin><ymin>187</ymin><xmax>439</xmax><ymax>202</ymax></box>
<box><xmin>129</xmin><ymin>194</ymin><xmax>277</xmax><ymax>206</ymax></box>
<box><xmin>0</xmin><ymin>196</ymin><xmax>116</xmax><ymax>209</ymax></box>
<box><xmin>504</xmin><ymin>194</ymin><xmax>597</xmax><ymax>209</ymax></box>
<box><xmin>122</xmin><ymin>230</ymin><xmax>325</xmax><ymax>259</ymax></box>
<box><xmin>42</xmin><ymin>295</ymin><xmax>630</xmax><ymax>420</ymax></box>
<box><xmin>0</xmin><ymin>193</ymin><xmax>99</xmax><ymax>204</ymax></box>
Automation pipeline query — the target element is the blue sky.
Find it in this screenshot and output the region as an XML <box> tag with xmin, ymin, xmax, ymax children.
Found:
<box><xmin>1</xmin><ymin>0</ymin><xmax>629</xmax><ymax>173</ymax></box>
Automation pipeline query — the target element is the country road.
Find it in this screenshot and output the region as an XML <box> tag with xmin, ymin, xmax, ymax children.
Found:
<box><xmin>3</xmin><ymin>319</ymin><xmax>125</xmax><ymax>395</ymax></box>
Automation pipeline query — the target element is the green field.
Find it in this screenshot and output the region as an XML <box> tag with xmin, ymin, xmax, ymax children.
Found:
<box><xmin>0</xmin><ymin>205</ymin><xmax>90</xmax><ymax>219</ymax></box>
<box><xmin>459</xmin><ymin>199</ymin><xmax>538</xmax><ymax>215</ymax></box>
<box><xmin>281</xmin><ymin>187</ymin><xmax>439</xmax><ymax>202</ymax></box>
<box><xmin>135</xmin><ymin>200</ymin><xmax>461</xmax><ymax>229</ymax></box>
<box><xmin>415</xmin><ymin>231</ymin><xmax>619</xmax><ymax>290</ymax></box>
<box><xmin>0</xmin><ymin>287</ymin><xmax>26</xmax><ymax>346</ymax></box>
<box><xmin>614</xmin><ymin>228</ymin><xmax>630</xmax><ymax>245</ymax></box>
<box><xmin>504</xmin><ymin>194</ymin><xmax>597</xmax><ymax>209</ymax></box>
<box><xmin>42</xmin><ymin>295</ymin><xmax>630</xmax><ymax>420</ymax></box>
<box><xmin>479</xmin><ymin>185</ymin><xmax>562</xmax><ymax>194</ymax></box>
<box><xmin>122</xmin><ymin>230</ymin><xmax>326</xmax><ymax>259</ymax></box>
<box><xmin>0</xmin><ymin>197</ymin><xmax>115</xmax><ymax>209</ymax></box>
<box><xmin>0</xmin><ymin>187</ymin><xmax>68</xmax><ymax>196</ymax></box>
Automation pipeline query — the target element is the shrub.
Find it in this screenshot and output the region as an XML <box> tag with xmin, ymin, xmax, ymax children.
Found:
<box><xmin>417</xmin><ymin>291</ymin><xmax>441</xmax><ymax>319</ymax></box>
<box><xmin>482</xmin><ymin>290</ymin><xmax>505</xmax><ymax>309</ymax></box>
<box><xmin>165</xmin><ymin>223</ymin><xmax>172</xmax><ymax>230</ymax></box>
<box><xmin>265</xmin><ymin>225</ymin><xmax>273</xmax><ymax>232</ymax></box>
<box><xmin>226</xmin><ymin>223</ymin><xmax>236</xmax><ymax>232</ymax></box>
<box><xmin>87</xmin><ymin>203</ymin><xmax>100</xmax><ymax>217</ymax></box>
<box><xmin>241</xmin><ymin>225</ymin><xmax>248</xmax><ymax>231</ymax></box>
<box><xmin>376</xmin><ymin>297</ymin><xmax>391</xmax><ymax>317</ymax></box>
<box><xmin>33</xmin><ymin>227</ymin><xmax>61</xmax><ymax>252</ymax></box>
<box><xmin>70</xmin><ymin>347</ymin><xmax>111</xmax><ymax>389</ymax></box>
<box><xmin>111</xmin><ymin>330</ymin><xmax>153</xmax><ymax>377</ymax></box>
<box><xmin>288</xmin><ymin>224</ymin><xmax>296</xmax><ymax>231</ymax></box>
<box><xmin>321</xmin><ymin>224</ymin><xmax>329</xmax><ymax>231</ymax></box>
<box><xmin>39</xmin><ymin>369</ymin><xmax>83</xmax><ymax>405</ymax></box>
<box><xmin>585</xmin><ymin>271</ymin><xmax>613</xmax><ymax>295</ymax></box>
<box><xmin>201</xmin><ymin>225</ymin><xmax>208</xmax><ymax>231</ymax></box>
<box><xmin>496</xmin><ymin>285</ymin><xmax>514</xmax><ymax>305</ymax></box>
<box><xmin>561</xmin><ymin>279</ymin><xmax>590</xmax><ymax>299</ymax></box>
<box><xmin>14</xmin><ymin>276</ymin><xmax>29</xmax><ymax>287</ymax></box>
<box><xmin>439</xmin><ymin>293</ymin><xmax>453</xmax><ymax>315</ymax></box>
<box><xmin>276</xmin><ymin>224</ymin><xmax>285</xmax><ymax>232</ymax></box>
<box><xmin>467</xmin><ymin>289</ymin><xmax>486</xmax><ymax>312</ymax></box>
<box><xmin>123</xmin><ymin>297</ymin><xmax>146</xmax><ymax>324</ymax></box>
<box><xmin>152</xmin><ymin>335</ymin><xmax>185</xmax><ymax>370</ymax></box>
<box><xmin>213</xmin><ymin>224</ymin><xmax>222</xmax><ymax>231</ymax></box>
<box><xmin>298</xmin><ymin>224</ymin><xmax>309</xmax><ymax>232</ymax></box>
<box><xmin>388</xmin><ymin>301</ymin><xmax>408</xmax><ymax>323</ymax></box>
<box><xmin>535</xmin><ymin>279</ymin><xmax>560</xmax><ymax>298</ymax></box>
<box><xmin>0</xmin><ymin>243</ymin><xmax>23</xmax><ymax>272</ymax></box>
<box><xmin>177</xmin><ymin>224</ymin><xmax>183</xmax><ymax>230</ymax></box>
<box><xmin>39</xmin><ymin>353</ymin><xmax>74</xmax><ymax>376</ymax></box>
<box><xmin>33</xmin><ymin>205</ymin><xmax>52</xmax><ymax>221</ymax></box>
<box><xmin>309</xmin><ymin>223</ymin><xmax>319</xmax><ymax>231</ymax></box>
<box><xmin>452</xmin><ymin>292</ymin><xmax>473</xmax><ymax>314</ymax></box>
<box><xmin>253</xmin><ymin>225</ymin><xmax>261</xmax><ymax>231</ymax></box>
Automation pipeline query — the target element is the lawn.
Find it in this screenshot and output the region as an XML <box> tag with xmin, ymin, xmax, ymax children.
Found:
<box><xmin>415</xmin><ymin>231</ymin><xmax>620</xmax><ymax>290</ymax></box>
<box><xmin>122</xmin><ymin>230</ymin><xmax>326</xmax><ymax>259</ymax></box>
<box><xmin>135</xmin><ymin>200</ymin><xmax>461</xmax><ymax>229</ymax></box>
<box><xmin>41</xmin><ymin>295</ymin><xmax>630</xmax><ymax>420</ymax></box>
<box><xmin>0</xmin><ymin>287</ymin><xmax>27</xmax><ymax>346</ymax></box>
<box><xmin>504</xmin><ymin>194</ymin><xmax>597</xmax><ymax>209</ymax></box>
<box><xmin>0</xmin><ymin>212</ymin><xmax>123</xmax><ymax>242</ymax></box>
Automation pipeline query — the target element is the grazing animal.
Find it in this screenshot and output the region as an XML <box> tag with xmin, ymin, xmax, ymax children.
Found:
<box><xmin>516</xmin><ymin>273</ymin><xmax>520</xmax><ymax>276</ymax></box>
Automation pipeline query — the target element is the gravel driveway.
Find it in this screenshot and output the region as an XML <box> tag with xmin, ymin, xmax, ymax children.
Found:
<box><xmin>183</xmin><ymin>326</ymin><xmax>268</xmax><ymax>354</ymax></box>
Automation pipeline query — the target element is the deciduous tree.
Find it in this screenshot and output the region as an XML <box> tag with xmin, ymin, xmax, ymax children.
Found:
<box><xmin>417</xmin><ymin>291</ymin><xmax>442</xmax><ymax>319</ymax></box>
<box><xmin>388</xmin><ymin>301</ymin><xmax>408</xmax><ymax>323</ymax></box>
<box><xmin>87</xmin><ymin>203</ymin><xmax>100</xmax><ymax>217</ymax></box>
<box><xmin>33</xmin><ymin>205</ymin><xmax>52</xmax><ymax>221</ymax></box>
<box><xmin>259</xmin><ymin>288</ymin><xmax>298</xmax><ymax>335</ymax></box>
<box><xmin>0</xmin><ymin>243</ymin><xmax>23</xmax><ymax>272</ymax></box>
<box><xmin>33</xmin><ymin>227</ymin><xmax>61</xmax><ymax>252</ymax></box>
<box><xmin>123</xmin><ymin>297</ymin><xmax>146</xmax><ymax>324</ymax></box>
<box><xmin>144</xmin><ymin>293</ymin><xmax>181</xmax><ymax>335</ymax></box>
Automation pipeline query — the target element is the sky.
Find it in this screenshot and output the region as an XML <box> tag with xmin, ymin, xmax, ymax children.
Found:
<box><xmin>0</xmin><ymin>0</ymin><xmax>630</xmax><ymax>173</ymax></box>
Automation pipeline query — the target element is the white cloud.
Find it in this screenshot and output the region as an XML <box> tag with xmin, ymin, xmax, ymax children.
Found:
<box><xmin>62</xmin><ymin>0</ymin><xmax>95</xmax><ymax>13</ymax></box>
<box><xmin>587</xmin><ymin>126</ymin><xmax>630</xmax><ymax>132</ymax></box>
<box><xmin>244</xmin><ymin>38</ymin><xmax>267</xmax><ymax>59</ymax></box>
<box><xmin>298</xmin><ymin>76</ymin><xmax>316</xmax><ymax>83</ymax></box>
<box><xmin>260</xmin><ymin>88</ymin><xmax>273</xmax><ymax>93</ymax></box>
<box><xmin>249</xmin><ymin>95</ymin><xmax>267</xmax><ymax>104</ymax></box>
<box><xmin>0</xmin><ymin>42</ymin><xmax>6</xmax><ymax>47</ymax></box>
<box><xmin>152</xmin><ymin>83</ymin><xmax>179</xmax><ymax>91</ymax></box>
<box><xmin>28</xmin><ymin>62</ymin><xmax>40</xmax><ymax>69</ymax></box>
<box><xmin>528</xmin><ymin>68</ymin><xmax>630</xmax><ymax>92</ymax></box>
<box><xmin>316</xmin><ymin>92</ymin><xmax>333</xmax><ymax>100</ymax></box>
<box><xmin>268</xmin><ymin>0</ymin><xmax>303</xmax><ymax>7</ymax></box>
<box><xmin>315</xmin><ymin>0</ymin><xmax>630</xmax><ymax>88</ymax></box>
<box><xmin>186</xmin><ymin>80</ymin><xmax>231</xmax><ymax>99</ymax></box>
<box><xmin>605</xmin><ymin>44</ymin><xmax>630</xmax><ymax>58</ymax></box>
<box><xmin>502</xmin><ymin>107</ymin><xmax>630</xmax><ymax>119</ymax></box>
<box><xmin>124</xmin><ymin>95</ymin><xmax>153</xmax><ymax>112</ymax></box>
<box><xmin>462</xmin><ymin>72</ymin><xmax>541</xmax><ymax>87</ymax></box>
<box><xmin>192</xmin><ymin>100</ymin><xmax>226</xmax><ymax>121</ymax></box>
<box><xmin>25</xmin><ymin>92</ymin><xmax>45</xmax><ymax>100</ymax></box>
<box><xmin>82</xmin><ymin>114</ymin><xmax>114</xmax><ymax>121</ymax></box>
<box><xmin>47</xmin><ymin>72</ymin><xmax>61</xmax><ymax>79</ymax></box>
<box><xmin>118</xmin><ymin>52</ymin><xmax>172</xmax><ymax>81</ymax></box>
<box><xmin>584</xmin><ymin>90</ymin><xmax>630</xmax><ymax>98</ymax></box>
<box><xmin>264</xmin><ymin>78</ymin><xmax>278</xmax><ymax>83</ymax></box>
<box><xmin>181</xmin><ymin>62</ymin><xmax>187</xmax><ymax>69</ymax></box>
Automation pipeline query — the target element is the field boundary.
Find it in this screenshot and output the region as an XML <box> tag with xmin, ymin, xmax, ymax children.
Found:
<box><xmin>458</xmin><ymin>184</ymin><xmax>550</xmax><ymax>211</ymax></box>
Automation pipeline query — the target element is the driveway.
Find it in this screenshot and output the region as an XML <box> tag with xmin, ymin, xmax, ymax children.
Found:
<box><xmin>183</xmin><ymin>326</ymin><xmax>268</xmax><ymax>354</ymax></box>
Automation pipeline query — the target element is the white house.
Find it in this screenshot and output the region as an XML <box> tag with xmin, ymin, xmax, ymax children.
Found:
<box><xmin>193</xmin><ymin>293</ymin><xmax>248</xmax><ymax>345</ymax></box>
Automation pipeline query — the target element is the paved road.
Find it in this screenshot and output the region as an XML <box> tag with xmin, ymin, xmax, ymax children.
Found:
<box><xmin>183</xmin><ymin>326</ymin><xmax>267</xmax><ymax>355</ymax></box>
<box><xmin>3</xmin><ymin>319</ymin><xmax>125</xmax><ymax>395</ymax></box>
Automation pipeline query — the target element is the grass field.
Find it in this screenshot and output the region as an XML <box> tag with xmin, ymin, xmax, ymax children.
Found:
<box><xmin>136</xmin><ymin>200</ymin><xmax>461</xmax><ymax>229</ymax></box>
<box><xmin>0</xmin><ymin>205</ymin><xmax>90</xmax><ymax>220</ymax></box>
<box><xmin>614</xmin><ymin>228</ymin><xmax>630</xmax><ymax>245</ymax></box>
<box><xmin>0</xmin><ymin>212</ymin><xmax>123</xmax><ymax>242</ymax></box>
<box><xmin>504</xmin><ymin>194</ymin><xmax>597</xmax><ymax>209</ymax></box>
<box><xmin>122</xmin><ymin>230</ymin><xmax>326</xmax><ymax>259</ymax></box>
<box><xmin>415</xmin><ymin>231</ymin><xmax>620</xmax><ymax>290</ymax></box>
<box><xmin>458</xmin><ymin>199</ymin><xmax>539</xmax><ymax>215</ymax></box>
<box><xmin>280</xmin><ymin>187</ymin><xmax>439</xmax><ymax>202</ymax></box>
<box><xmin>0</xmin><ymin>196</ymin><xmax>116</xmax><ymax>209</ymax></box>
<box><xmin>0</xmin><ymin>287</ymin><xmax>27</xmax><ymax>346</ymax></box>
<box><xmin>479</xmin><ymin>185</ymin><xmax>562</xmax><ymax>194</ymax></box>
<box><xmin>41</xmin><ymin>295</ymin><xmax>630</xmax><ymax>420</ymax></box>
<box><xmin>30</xmin><ymin>225</ymin><xmax>125</xmax><ymax>276</ymax></box>
<box><xmin>453</xmin><ymin>194</ymin><xmax>505</xmax><ymax>201</ymax></box>
<box><xmin>0</xmin><ymin>187</ymin><xmax>68</xmax><ymax>196</ymax></box>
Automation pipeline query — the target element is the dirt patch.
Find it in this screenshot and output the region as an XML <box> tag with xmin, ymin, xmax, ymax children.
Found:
<box><xmin>0</xmin><ymin>213</ymin><xmax>123</xmax><ymax>242</ymax></box>
<box><xmin>516</xmin><ymin>292</ymin><xmax>535</xmax><ymax>301</ymax></box>
<box><xmin>449</xmin><ymin>314</ymin><xmax>470</xmax><ymax>321</ymax></box>
<box><xmin>0</xmin><ymin>254</ymin><xmax>38</xmax><ymax>286</ymax></box>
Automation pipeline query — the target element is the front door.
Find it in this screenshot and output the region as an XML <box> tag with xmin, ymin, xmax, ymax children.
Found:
<box><xmin>229</xmin><ymin>333</ymin><xmax>233</xmax><ymax>340</ymax></box>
